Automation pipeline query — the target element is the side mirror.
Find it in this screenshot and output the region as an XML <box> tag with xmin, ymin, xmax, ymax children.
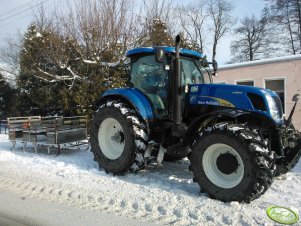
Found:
<box><xmin>212</xmin><ymin>60</ymin><xmax>218</xmax><ymax>76</ymax></box>
<box><xmin>155</xmin><ymin>47</ymin><xmax>165</xmax><ymax>63</ymax></box>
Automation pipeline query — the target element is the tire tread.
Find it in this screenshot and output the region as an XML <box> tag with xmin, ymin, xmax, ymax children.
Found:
<box><xmin>189</xmin><ymin>122</ymin><xmax>275</xmax><ymax>202</ymax></box>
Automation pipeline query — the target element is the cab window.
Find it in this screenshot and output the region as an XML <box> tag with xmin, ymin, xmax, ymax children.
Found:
<box><xmin>130</xmin><ymin>55</ymin><xmax>168</xmax><ymax>117</ymax></box>
<box><xmin>180</xmin><ymin>58</ymin><xmax>212</xmax><ymax>85</ymax></box>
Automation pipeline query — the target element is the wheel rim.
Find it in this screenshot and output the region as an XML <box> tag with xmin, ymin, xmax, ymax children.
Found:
<box><xmin>98</xmin><ymin>118</ymin><xmax>125</xmax><ymax>160</ymax></box>
<box><xmin>202</xmin><ymin>143</ymin><xmax>244</xmax><ymax>189</ymax></box>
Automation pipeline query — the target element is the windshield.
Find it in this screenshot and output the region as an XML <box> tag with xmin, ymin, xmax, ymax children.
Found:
<box><xmin>180</xmin><ymin>58</ymin><xmax>212</xmax><ymax>85</ymax></box>
<box><xmin>196</xmin><ymin>60</ymin><xmax>212</xmax><ymax>84</ymax></box>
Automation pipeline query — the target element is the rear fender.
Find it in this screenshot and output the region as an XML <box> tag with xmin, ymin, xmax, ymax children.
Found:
<box><xmin>100</xmin><ymin>88</ymin><xmax>154</xmax><ymax>119</ymax></box>
<box><xmin>183</xmin><ymin>109</ymin><xmax>277</xmax><ymax>146</ymax></box>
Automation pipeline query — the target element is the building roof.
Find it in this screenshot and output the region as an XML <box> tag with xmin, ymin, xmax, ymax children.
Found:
<box><xmin>219</xmin><ymin>54</ymin><xmax>301</xmax><ymax>70</ymax></box>
<box><xmin>126</xmin><ymin>47</ymin><xmax>203</xmax><ymax>59</ymax></box>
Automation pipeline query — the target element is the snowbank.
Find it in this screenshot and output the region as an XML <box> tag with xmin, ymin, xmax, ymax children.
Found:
<box><xmin>0</xmin><ymin>134</ymin><xmax>300</xmax><ymax>225</ymax></box>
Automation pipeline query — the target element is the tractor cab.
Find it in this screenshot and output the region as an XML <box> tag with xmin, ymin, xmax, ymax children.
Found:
<box><xmin>126</xmin><ymin>47</ymin><xmax>212</xmax><ymax>118</ymax></box>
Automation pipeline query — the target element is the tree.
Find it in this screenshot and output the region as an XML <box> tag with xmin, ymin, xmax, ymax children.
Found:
<box><xmin>266</xmin><ymin>0</ymin><xmax>301</xmax><ymax>54</ymax></box>
<box><xmin>208</xmin><ymin>0</ymin><xmax>237</xmax><ymax>61</ymax></box>
<box><xmin>14</xmin><ymin>0</ymin><xmax>135</xmax><ymax>117</ymax></box>
<box><xmin>144</xmin><ymin>18</ymin><xmax>173</xmax><ymax>46</ymax></box>
<box><xmin>18</xmin><ymin>23</ymin><xmax>65</xmax><ymax>114</ymax></box>
<box><xmin>1</xmin><ymin>0</ymin><xmax>240</xmax><ymax>118</ymax></box>
<box><xmin>177</xmin><ymin>0</ymin><xmax>236</xmax><ymax>60</ymax></box>
<box><xmin>134</xmin><ymin>0</ymin><xmax>175</xmax><ymax>47</ymax></box>
<box><xmin>177</xmin><ymin>3</ymin><xmax>207</xmax><ymax>52</ymax></box>
<box><xmin>0</xmin><ymin>34</ymin><xmax>23</xmax><ymax>78</ymax></box>
<box><xmin>0</xmin><ymin>73</ymin><xmax>16</xmax><ymax>119</ymax></box>
<box><xmin>230</xmin><ymin>14</ymin><xmax>271</xmax><ymax>62</ymax></box>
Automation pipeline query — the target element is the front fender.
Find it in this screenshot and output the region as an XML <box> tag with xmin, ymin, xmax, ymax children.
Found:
<box><xmin>183</xmin><ymin>109</ymin><xmax>278</xmax><ymax>146</ymax></box>
<box><xmin>102</xmin><ymin>88</ymin><xmax>154</xmax><ymax>119</ymax></box>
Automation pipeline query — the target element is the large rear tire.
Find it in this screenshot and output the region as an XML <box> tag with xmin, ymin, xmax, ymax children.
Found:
<box><xmin>90</xmin><ymin>99</ymin><xmax>148</xmax><ymax>174</ymax></box>
<box><xmin>189</xmin><ymin>122</ymin><xmax>275</xmax><ymax>202</ymax></box>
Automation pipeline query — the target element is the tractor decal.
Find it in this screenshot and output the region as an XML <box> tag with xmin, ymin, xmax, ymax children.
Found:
<box><xmin>190</xmin><ymin>96</ymin><xmax>235</xmax><ymax>108</ymax></box>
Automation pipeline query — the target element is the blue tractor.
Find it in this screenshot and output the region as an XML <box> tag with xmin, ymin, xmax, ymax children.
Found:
<box><xmin>91</xmin><ymin>35</ymin><xmax>301</xmax><ymax>202</ymax></box>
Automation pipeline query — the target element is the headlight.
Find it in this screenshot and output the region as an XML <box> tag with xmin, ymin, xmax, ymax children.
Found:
<box><xmin>266</xmin><ymin>94</ymin><xmax>281</xmax><ymax>121</ymax></box>
<box><xmin>260</xmin><ymin>89</ymin><xmax>282</xmax><ymax>122</ymax></box>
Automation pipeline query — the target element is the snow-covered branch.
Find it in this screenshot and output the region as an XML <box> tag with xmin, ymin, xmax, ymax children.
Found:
<box><xmin>82</xmin><ymin>59</ymin><xmax>121</xmax><ymax>67</ymax></box>
<box><xmin>37</xmin><ymin>67</ymin><xmax>82</xmax><ymax>82</ymax></box>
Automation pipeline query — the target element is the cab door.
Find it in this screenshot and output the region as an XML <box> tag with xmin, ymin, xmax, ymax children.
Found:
<box><xmin>130</xmin><ymin>55</ymin><xmax>168</xmax><ymax>117</ymax></box>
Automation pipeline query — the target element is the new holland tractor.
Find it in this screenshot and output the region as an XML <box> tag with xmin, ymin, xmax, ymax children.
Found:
<box><xmin>91</xmin><ymin>35</ymin><xmax>301</xmax><ymax>202</ymax></box>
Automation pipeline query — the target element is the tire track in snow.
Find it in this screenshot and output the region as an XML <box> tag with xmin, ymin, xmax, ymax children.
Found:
<box><xmin>0</xmin><ymin>169</ymin><xmax>207</xmax><ymax>225</ymax></box>
<box><xmin>1</xmin><ymin>146</ymin><xmax>301</xmax><ymax>226</ymax></box>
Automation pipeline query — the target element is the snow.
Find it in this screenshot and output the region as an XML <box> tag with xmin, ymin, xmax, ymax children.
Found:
<box><xmin>35</xmin><ymin>32</ymin><xmax>42</xmax><ymax>38</ymax></box>
<box><xmin>220</xmin><ymin>54</ymin><xmax>301</xmax><ymax>70</ymax></box>
<box><xmin>0</xmin><ymin>133</ymin><xmax>301</xmax><ymax>225</ymax></box>
<box><xmin>82</xmin><ymin>59</ymin><xmax>120</xmax><ymax>67</ymax></box>
<box><xmin>0</xmin><ymin>63</ymin><xmax>16</xmax><ymax>87</ymax></box>
<box><xmin>0</xmin><ymin>190</ymin><xmax>157</xmax><ymax>226</ymax></box>
<box><xmin>83</xmin><ymin>59</ymin><xmax>97</xmax><ymax>64</ymax></box>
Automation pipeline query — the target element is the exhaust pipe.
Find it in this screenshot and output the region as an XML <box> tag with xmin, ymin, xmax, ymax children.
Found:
<box><xmin>172</xmin><ymin>35</ymin><xmax>182</xmax><ymax>125</ymax></box>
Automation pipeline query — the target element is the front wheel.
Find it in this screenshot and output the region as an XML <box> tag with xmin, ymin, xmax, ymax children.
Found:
<box><xmin>275</xmin><ymin>139</ymin><xmax>301</xmax><ymax>176</ymax></box>
<box><xmin>276</xmin><ymin>123</ymin><xmax>301</xmax><ymax>176</ymax></box>
<box><xmin>90</xmin><ymin>99</ymin><xmax>148</xmax><ymax>174</ymax></box>
<box><xmin>189</xmin><ymin>123</ymin><xmax>275</xmax><ymax>202</ymax></box>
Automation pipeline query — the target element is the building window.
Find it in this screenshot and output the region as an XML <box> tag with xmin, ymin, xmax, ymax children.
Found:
<box><xmin>236</xmin><ymin>80</ymin><xmax>254</xmax><ymax>86</ymax></box>
<box><xmin>265</xmin><ymin>79</ymin><xmax>285</xmax><ymax>112</ymax></box>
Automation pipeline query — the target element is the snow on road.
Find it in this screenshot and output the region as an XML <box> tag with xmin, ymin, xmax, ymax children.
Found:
<box><xmin>0</xmin><ymin>133</ymin><xmax>300</xmax><ymax>226</ymax></box>
<box><xmin>0</xmin><ymin>190</ymin><xmax>157</xmax><ymax>226</ymax></box>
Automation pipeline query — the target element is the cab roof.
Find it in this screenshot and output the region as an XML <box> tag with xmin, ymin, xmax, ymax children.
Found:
<box><xmin>126</xmin><ymin>47</ymin><xmax>204</xmax><ymax>60</ymax></box>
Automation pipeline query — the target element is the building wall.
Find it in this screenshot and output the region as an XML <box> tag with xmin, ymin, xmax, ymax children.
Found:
<box><xmin>214</xmin><ymin>57</ymin><xmax>301</xmax><ymax>130</ymax></box>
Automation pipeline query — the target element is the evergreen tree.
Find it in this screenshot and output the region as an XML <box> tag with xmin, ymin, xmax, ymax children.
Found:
<box><xmin>18</xmin><ymin>23</ymin><xmax>127</xmax><ymax>118</ymax></box>
<box><xmin>18</xmin><ymin>23</ymin><xmax>65</xmax><ymax>115</ymax></box>
<box><xmin>144</xmin><ymin>18</ymin><xmax>173</xmax><ymax>46</ymax></box>
<box><xmin>0</xmin><ymin>73</ymin><xmax>16</xmax><ymax>119</ymax></box>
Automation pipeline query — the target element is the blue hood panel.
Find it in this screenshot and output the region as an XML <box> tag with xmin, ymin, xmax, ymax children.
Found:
<box><xmin>189</xmin><ymin>84</ymin><xmax>280</xmax><ymax>121</ymax></box>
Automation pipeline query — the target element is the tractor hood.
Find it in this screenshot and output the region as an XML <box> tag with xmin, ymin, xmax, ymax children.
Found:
<box><xmin>189</xmin><ymin>83</ymin><xmax>284</xmax><ymax>124</ymax></box>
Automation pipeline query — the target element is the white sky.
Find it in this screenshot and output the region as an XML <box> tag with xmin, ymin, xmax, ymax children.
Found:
<box><xmin>0</xmin><ymin>0</ymin><xmax>266</xmax><ymax>65</ymax></box>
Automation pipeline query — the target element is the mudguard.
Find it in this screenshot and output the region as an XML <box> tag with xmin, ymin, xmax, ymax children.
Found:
<box><xmin>102</xmin><ymin>88</ymin><xmax>154</xmax><ymax>119</ymax></box>
<box><xmin>183</xmin><ymin>109</ymin><xmax>278</xmax><ymax>146</ymax></box>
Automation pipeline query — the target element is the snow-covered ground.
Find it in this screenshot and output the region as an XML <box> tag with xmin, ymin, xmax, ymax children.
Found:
<box><xmin>0</xmin><ymin>190</ymin><xmax>157</xmax><ymax>226</ymax></box>
<box><xmin>0</xmin><ymin>133</ymin><xmax>300</xmax><ymax>226</ymax></box>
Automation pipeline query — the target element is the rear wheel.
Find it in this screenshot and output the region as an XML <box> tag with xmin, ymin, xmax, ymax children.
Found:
<box><xmin>90</xmin><ymin>99</ymin><xmax>148</xmax><ymax>174</ymax></box>
<box><xmin>189</xmin><ymin>122</ymin><xmax>275</xmax><ymax>202</ymax></box>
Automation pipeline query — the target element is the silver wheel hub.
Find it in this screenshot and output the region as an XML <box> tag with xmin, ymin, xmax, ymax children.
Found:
<box><xmin>98</xmin><ymin>118</ymin><xmax>125</xmax><ymax>160</ymax></box>
<box><xmin>202</xmin><ymin>143</ymin><xmax>244</xmax><ymax>189</ymax></box>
